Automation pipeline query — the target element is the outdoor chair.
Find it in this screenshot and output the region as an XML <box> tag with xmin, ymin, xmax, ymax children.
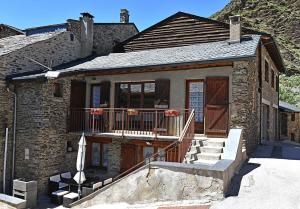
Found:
<box><xmin>103</xmin><ymin>178</ymin><xmax>113</xmax><ymax>186</ymax></box>
<box><xmin>63</xmin><ymin>192</ymin><xmax>79</xmax><ymax>207</ymax></box>
<box><xmin>82</xmin><ymin>181</ymin><xmax>103</xmax><ymax>197</ymax></box>
<box><xmin>61</xmin><ymin>172</ymin><xmax>72</xmax><ymax>180</ymax></box>
<box><xmin>51</xmin><ymin>190</ymin><xmax>69</xmax><ymax>205</ymax></box>
<box><xmin>48</xmin><ymin>174</ymin><xmax>69</xmax><ymax>196</ymax></box>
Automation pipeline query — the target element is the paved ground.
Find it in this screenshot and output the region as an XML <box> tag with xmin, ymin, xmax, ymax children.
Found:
<box><xmin>211</xmin><ymin>142</ymin><xmax>300</xmax><ymax>209</ymax></box>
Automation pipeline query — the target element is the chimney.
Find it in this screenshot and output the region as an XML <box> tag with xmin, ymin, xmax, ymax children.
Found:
<box><xmin>80</xmin><ymin>12</ymin><xmax>94</xmax><ymax>58</ymax></box>
<box><xmin>229</xmin><ymin>15</ymin><xmax>241</xmax><ymax>43</ymax></box>
<box><xmin>120</xmin><ymin>9</ymin><xmax>129</xmax><ymax>23</ymax></box>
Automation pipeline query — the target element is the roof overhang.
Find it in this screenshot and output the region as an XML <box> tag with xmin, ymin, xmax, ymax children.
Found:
<box><xmin>261</xmin><ymin>35</ymin><xmax>285</xmax><ymax>73</ymax></box>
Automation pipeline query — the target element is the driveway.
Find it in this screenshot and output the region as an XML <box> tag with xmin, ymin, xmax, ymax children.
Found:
<box><xmin>211</xmin><ymin>142</ymin><xmax>300</xmax><ymax>209</ymax></box>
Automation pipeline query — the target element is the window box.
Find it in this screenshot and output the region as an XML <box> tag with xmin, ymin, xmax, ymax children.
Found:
<box><xmin>165</xmin><ymin>109</ymin><xmax>180</xmax><ymax>117</ymax></box>
<box><xmin>127</xmin><ymin>109</ymin><xmax>139</xmax><ymax>116</ymax></box>
<box><xmin>90</xmin><ymin>108</ymin><xmax>104</xmax><ymax>115</ymax></box>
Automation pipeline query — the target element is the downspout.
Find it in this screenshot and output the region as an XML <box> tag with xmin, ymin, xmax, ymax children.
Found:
<box><xmin>258</xmin><ymin>42</ymin><xmax>262</xmax><ymax>145</ymax></box>
<box><xmin>7</xmin><ymin>87</ymin><xmax>17</xmax><ymax>183</ymax></box>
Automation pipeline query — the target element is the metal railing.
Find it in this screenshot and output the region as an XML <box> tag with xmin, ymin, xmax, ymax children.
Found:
<box><xmin>113</xmin><ymin>109</ymin><xmax>195</xmax><ymax>181</ymax></box>
<box><xmin>69</xmin><ymin>108</ymin><xmax>190</xmax><ymax>137</ymax></box>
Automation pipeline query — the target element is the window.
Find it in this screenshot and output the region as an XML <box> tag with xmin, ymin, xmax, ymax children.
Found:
<box><xmin>271</xmin><ymin>70</ymin><xmax>275</xmax><ymax>88</ymax></box>
<box><xmin>281</xmin><ymin>113</ymin><xmax>288</xmax><ymax>136</ymax></box>
<box><xmin>66</xmin><ymin>141</ymin><xmax>73</xmax><ymax>152</ymax></box>
<box><xmin>291</xmin><ymin>113</ymin><xmax>295</xmax><ymax>121</ymax></box>
<box><xmin>90</xmin><ymin>142</ymin><xmax>110</xmax><ymax>169</ymax></box>
<box><xmin>53</xmin><ymin>83</ymin><xmax>63</xmax><ymax>97</ymax></box>
<box><xmin>265</xmin><ymin>60</ymin><xmax>269</xmax><ymax>83</ymax></box>
<box><xmin>91</xmin><ymin>85</ymin><xmax>101</xmax><ymax>107</ymax></box>
<box><xmin>115</xmin><ymin>82</ymin><xmax>155</xmax><ymax>108</ymax></box>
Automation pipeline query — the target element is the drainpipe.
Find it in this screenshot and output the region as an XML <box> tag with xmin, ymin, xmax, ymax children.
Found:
<box><xmin>7</xmin><ymin>87</ymin><xmax>17</xmax><ymax>184</ymax></box>
<box><xmin>3</xmin><ymin>128</ymin><xmax>8</xmax><ymax>194</ymax></box>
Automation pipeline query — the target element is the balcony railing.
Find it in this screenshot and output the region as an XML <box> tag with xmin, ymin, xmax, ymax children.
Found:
<box><xmin>69</xmin><ymin>108</ymin><xmax>190</xmax><ymax>137</ymax></box>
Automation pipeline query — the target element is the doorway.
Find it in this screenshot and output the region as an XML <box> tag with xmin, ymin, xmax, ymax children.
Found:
<box><xmin>186</xmin><ymin>80</ymin><xmax>204</xmax><ymax>134</ymax></box>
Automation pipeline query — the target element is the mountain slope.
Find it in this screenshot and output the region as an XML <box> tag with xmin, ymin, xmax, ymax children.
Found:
<box><xmin>212</xmin><ymin>0</ymin><xmax>300</xmax><ymax>107</ymax></box>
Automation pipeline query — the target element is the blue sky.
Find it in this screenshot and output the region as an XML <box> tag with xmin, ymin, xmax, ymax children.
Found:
<box><xmin>0</xmin><ymin>0</ymin><xmax>230</xmax><ymax>30</ymax></box>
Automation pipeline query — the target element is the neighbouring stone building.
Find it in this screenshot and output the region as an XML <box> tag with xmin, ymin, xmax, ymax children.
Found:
<box><xmin>2</xmin><ymin>11</ymin><xmax>285</xmax><ymax>195</ymax></box>
<box><xmin>0</xmin><ymin>24</ymin><xmax>24</xmax><ymax>39</ymax></box>
<box><xmin>0</xmin><ymin>10</ymin><xmax>138</xmax><ymax>193</ymax></box>
<box><xmin>279</xmin><ymin>101</ymin><xmax>300</xmax><ymax>142</ymax></box>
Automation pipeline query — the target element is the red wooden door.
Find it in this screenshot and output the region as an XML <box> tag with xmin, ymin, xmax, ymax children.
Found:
<box><xmin>205</xmin><ymin>77</ymin><xmax>229</xmax><ymax>137</ymax></box>
<box><xmin>120</xmin><ymin>144</ymin><xmax>136</xmax><ymax>172</ymax></box>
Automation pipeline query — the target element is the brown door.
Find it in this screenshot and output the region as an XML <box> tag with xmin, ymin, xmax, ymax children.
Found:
<box><xmin>120</xmin><ymin>144</ymin><xmax>136</xmax><ymax>172</ymax></box>
<box><xmin>186</xmin><ymin>80</ymin><xmax>204</xmax><ymax>134</ymax></box>
<box><xmin>70</xmin><ymin>80</ymin><xmax>86</xmax><ymax>131</ymax></box>
<box><xmin>205</xmin><ymin>77</ymin><xmax>229</xmax><ymax>137</ymax></box>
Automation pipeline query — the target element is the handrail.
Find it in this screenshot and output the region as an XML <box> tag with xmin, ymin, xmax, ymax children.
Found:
<box><xmin>179</xmin><ymin>110</ymin><xmax>195</xmax><ymax>143</ymax></box>
<box><xmin>113</xmin><ymin>109</ymin><xmax>195</xmax><ymax>181</ymax></box>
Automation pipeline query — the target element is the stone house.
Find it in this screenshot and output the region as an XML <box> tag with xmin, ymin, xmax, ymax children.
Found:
<box><xmin>279</xmin><ymin>101</ymin><xmax>300</xmax><ymax>142</ymax></box>
<box><xmin>4</xmin><ymin>11</ymin><xmax>286</xmax><ymax>195</ymax></box>
<box><xmin>0</xmin><ymin>11</ymin><xmax>138</xmax><ymax>193</ymax></box>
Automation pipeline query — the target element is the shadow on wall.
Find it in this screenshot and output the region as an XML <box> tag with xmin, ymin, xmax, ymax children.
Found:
<box><xmin>225</xmin><ymin>161</ymin><xmax>260</xmax><ymax>197</ymax></box>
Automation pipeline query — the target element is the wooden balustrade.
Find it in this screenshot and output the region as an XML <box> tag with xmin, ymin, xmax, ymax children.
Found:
<box><xmin>69</xmin><ymin>108</ymin><xmax>190</xmax><ymax>137</ymax></box>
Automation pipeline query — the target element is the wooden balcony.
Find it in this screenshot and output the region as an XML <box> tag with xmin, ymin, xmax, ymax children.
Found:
<box><xmin>69</xmin><ymin>108</ymin><xmax>190</xmax><ymax>139</ymax></box>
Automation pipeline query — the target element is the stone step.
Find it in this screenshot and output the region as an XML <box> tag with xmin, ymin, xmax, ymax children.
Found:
<box><xmin>200</xmin><ymin>146</ymin><xmax>223</xmax><ymax>154</ymax></box>
<box><xmin>189</xmin><ymin>145</ymin><xmax>201</xmax><ymax>153</ymax></box>
<box><xmin>191</xmin><ymin>139</ymin><xmax>204</xmax><ymax>146</ymax></box>
<box><xmin>197</xmin><ymin>153</ymin><xmax>221</xmax><ymax>161</ymax></box>
<box><xmin>192</xmin><ymin>159</ymin><xmax>219</xmax><ymax>165</ymax></box>
<box><xmin>202</xmin><ymin>139</ymin><xmax>225</xmax><ymax>148</ymax></box>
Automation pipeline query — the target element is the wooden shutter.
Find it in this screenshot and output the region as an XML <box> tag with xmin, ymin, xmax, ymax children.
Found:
<box><xmin>100</xmin><ymin>81</ymin><xmax>111</xmax><ymax>107</ymax></box>
<box><xmin>70</xmin><ymin>80</ymin><xmax>86</xmax><ymax>108</ymax></box>
<box><xmin>155</xmin><ymin>79</ymin><xmax>170</xmax><ymax>108</ymax></box>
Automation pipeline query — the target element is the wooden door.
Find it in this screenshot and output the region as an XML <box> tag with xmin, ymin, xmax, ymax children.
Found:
<box><xmin>186</xmin><ymin>80</ymin><xmax>204</xmax><ymax>134</ymax></box>
<box><xmin>205</xmin><ymin>77</ymin><xmax>229</xmax><ymax>136</ymax></box>
<box><xmin>120</xmin><ymin>144</ymin><xmax>136</xmax><ymax>172</ymax></box>
<box><xmin>70</xmin><ymin>80</ymin><xmax>86</xmax><ymax>131</ymax></box>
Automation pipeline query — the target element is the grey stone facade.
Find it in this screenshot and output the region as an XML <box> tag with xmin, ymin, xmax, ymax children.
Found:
<box><xmin>93</xmin><ymin>24</ymin><xmax>138</xmax><ymax>55</ymax></box>
<box><xmin>230</xmin><ymin>59</ymin><xmax>260</xmax><ymax>153</ymax></box>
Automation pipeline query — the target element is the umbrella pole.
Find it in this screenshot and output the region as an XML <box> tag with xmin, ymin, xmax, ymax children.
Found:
<box><xmin>78</xmin><ymin>148</ymin><xmax>84</xmax><ymax>200</ymax></box>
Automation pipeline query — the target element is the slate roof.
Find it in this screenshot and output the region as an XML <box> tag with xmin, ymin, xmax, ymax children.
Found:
<box><xmin>279</xmin><ymin>101</ymin><xmax>300</xmax><ymax>112</ymax></box>
<box><xmin>12</xmin><ymin>34</ymin><xmax>261</xmax><ymax>80</ymax></box>
<box><xmin>0</xmin><ymin>32</ymin><xmax>63</xmax><ymax>56</ymax></box>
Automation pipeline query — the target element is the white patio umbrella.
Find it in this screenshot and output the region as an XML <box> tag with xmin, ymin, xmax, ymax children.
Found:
<box><xmin>73</xmin><ymin>133</ymin><xmax>87</xmax><ymax>199</ymax></box>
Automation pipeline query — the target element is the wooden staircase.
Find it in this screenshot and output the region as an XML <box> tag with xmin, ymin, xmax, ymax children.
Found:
<box><xmin>184</xmin><ymin>134</ymin><xmax>226</xmax><ymax>165</ymax></box>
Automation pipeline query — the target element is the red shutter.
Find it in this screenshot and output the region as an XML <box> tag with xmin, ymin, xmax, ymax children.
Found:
<box><xmin>155</xmin><ymin>79</ymin><xmax>170</xmax><ymax>108</ymax></box>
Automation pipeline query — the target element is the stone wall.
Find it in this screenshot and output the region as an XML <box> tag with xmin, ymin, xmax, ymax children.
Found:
<box><xmin>230</xmin><ymin>60</ymin><xmax>260</xmax><ymax>153</ymax></box>
<box><xmin>0</xmin><ymin>31</ymin><xmax>81</xmax><ymax>76</ymax></box>
<box><xmin>0</xmin><ymin>25</ymin><xmax>23</xmax><ymax>39</ymax></box>
<box><xmin>74</xmin><ymin>165</ymin><xmax>223</xmax><ymax>207</ymax></box>
<box><xmin>14</xmin><ymin>78</ymin><xmax>71</xmax><ymax>193</ymax></box>
<box><xmin>0</xmin><ymin>80</ymin><xmax>14</xmax><ymax>193</ymax></box>
<box><xmin>261</xmin><ymin>44</ymin><xmax>280</xmax><ymax>141</ymax></box>
<box><xmin>0</xmin><ymin>31</ymin><xmax>81</xmax><ymax>193</ymax></box>
<box><xmin>93</xmin><ymin>24</ymin><xmax>138</xmax><ymax>55</ymax></box>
